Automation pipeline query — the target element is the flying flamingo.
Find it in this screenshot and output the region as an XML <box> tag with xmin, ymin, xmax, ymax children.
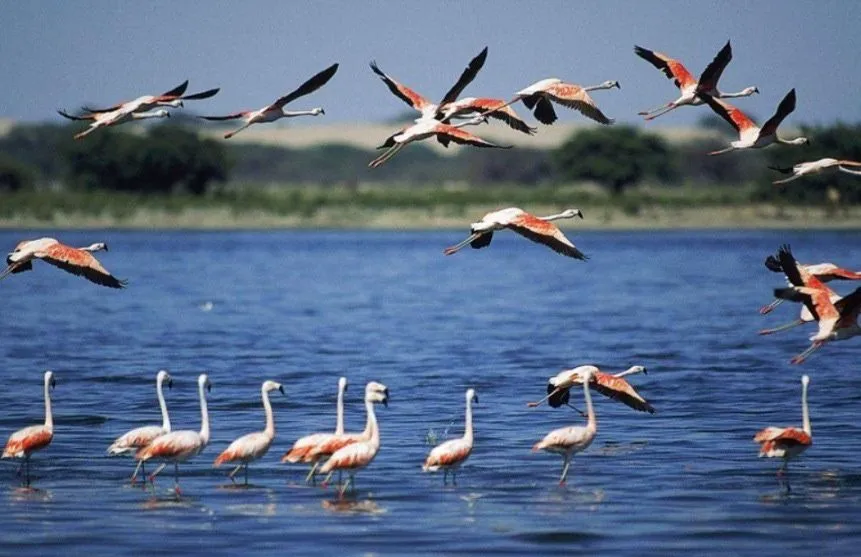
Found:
<box><xmin>136</xmin><ymin>374</ymin><xmax>211</xmax><ymax>495</ymax></box>
<box><xmin>769</xmin><ymin>158</ymin><xmax>861</xmax><ymax>184</ymax></box>
<box><xmin>635</xmin><ymin>41</ymin><xmax>758</xmax><ymax>121</ymax></box>
<box><xmin>107</xmin><ymin>370</ymin><xmax>172</xmax><ymax>484</ymax></box>
<box><xmin>318</xmin><ymin>382</ymin><xmax>389</xmax><ymax>497</ymax></box>
<box><xmin>436</xmin><ymin>97</ymin><xmax>535</xmax><ymax>135</ymax></box>
<box><xmin>1</xmin><ymin>238</ymin><xmax>126</xmax><ymax>288</ymax></box>
<box><xmin>532</xmin><ymin>367</ymin><xmax>597</xmax><ymax>485</ymax></box>
<box><xmin>200</xmin><ymin>63</ymin><xmax>338</xmax><ymax>139</ymax></box>
<box><xmin>495</xmin><ymin>78</ymin><xmax>620</xmax><ymax>126</ymax></box>
<box><xmin>281</xmin><ymin>376</ymin><xmax>348</xmax><ymax>484</ymax></box>
<box><xmin>423</xmin><ymin>389</ymin><xmax>478</xmax><ymax>485</ymax></box>
<box><xmin>754</xmin><ymin>375</ymin><xmax>812</xmax><ymax>487</ymax></box>
<box><xmin>369</xmin><ymin>115</ymin><xmax>509</xmax><ymax>168</ymax></box>
<box><xmin>770</xmin><ymin>245</ymin><xmax>861</xmax><ymax>363</ymax></box>
<box><xmin>57</xmin><ymin>107</ymin><xmax>170</xmax><ymax>139</ymax></box>
<box><xmin>2</xmin><ymin>371</ymin><xmax>56</xmax><ymax>488</ymax></box>
<box><xmin>81</xmin><ymin>80</ymin><xmax>219</xmax><ymax>114</ymax></box>
<box><xmin>697</xmin><ymin>88</ymin><xmax>809</xmax><ymax>155</ymax></box>
<box><xmin>443</xmin><ymin>207</ymin><xmax>587</xmax><ymax>260</ymax></box>
<box><xmin>214</xmin><ymin>380</ymin><xmax>284</xmax><ymax>486</ymax></box>
<box><xmin>760</xmin><ymin>250</ymin><xmax>861</xmax><ymax>314</ymax></box>
<box><xmin>528</xmin><ymin>365</ymin><xmax>655</xmax><ymax>414</ymax></box>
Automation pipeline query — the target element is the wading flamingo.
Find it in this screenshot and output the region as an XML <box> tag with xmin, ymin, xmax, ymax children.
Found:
<box><xmin>318</xmin><ymin>382</ymin><xmax>389</xmax><ymax>497</ymax></box>
<box><xmin>529</xmin><ymin>365</ymin><xmax>655</xmax><ymax>414</ymax></box>
<box><xmin>369</xmin><ymin>115</ymin><xmax>508</xmax><ymax>168</ymax></box>
<box><xmin>57</xmin><ymin>107</ymin><xmax>170</xmax><ymax>139</ymax></box>
<box><xmin>533</xmin><ymin>367</ymin><xmax>597</xmax><ymax>485</ymax></box>
<box><xmin>82</xmin><ymin>80</ymin><xmax>219</xmax><ymax>114</ymax></box>
<box><xmin>200</xmin><ymin>63</ymin><xmax>338</xmax><ymax>139</ymax></box>
<box><xmin>697</xmin><ymin>89</ymin><xmax>808</xmax><ymax>155</ymax></box>
<box><xmin>498</xmin><ymin>78</ymin><xmax>620</xmax><ymax>125</ymax></box>
<box><xmin>136</xmin><ymin>374</ymin><xmax>211</xmax><ymax>495</ymax></box>
<box><xmin>214</xmin><ymin>380</ymin><xmax>284</xmax><ymax>485</ymax></box>
<box><xmin>635</xmin><ymin>41</ymin><xmax>758</xmax><ymax>121</ymax></box>
<box><xmin>760</xmin><ymin>250</ymin><xmax>861</xmax><ymax>314</ymax></box>
<box><xmin>423</xmin><ymin>389</ymin><xmax>477</xmax><ymax>485</ymax></box>
<box><xmin>443</xmin><ymin>207</ymin><xmax>587</xmax><ymax>260</ymax></box>
<box><xmin>281</xmin><ymin>377</ymin><xmax>347</xmax><ymax>484</ymax></box>
<box><xmin>754</xmin><ymin>375</ymin><xmax>812</xmax><ymax>487</ymax></box>
<box><xmin>1</xmin><ymin>238</ymin><xmax>126</xmax><ymax>288</ymax></box>
<box><xmin>2</xmin><ymin>371</ymin><xmax>56</xmax><ymax>488</ymax></box>
<box><xmin>107</xmin><ymin>370</ymin><xmax>172</xmax><ymax>484</ymax></box>
<box><xmin>769</xmin><ymin>158</ymin><xmax>861</xmax><ymax>184</ymax></box>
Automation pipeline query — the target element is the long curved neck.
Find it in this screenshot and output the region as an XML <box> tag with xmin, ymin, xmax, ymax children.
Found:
<box><xmin>583</xmin><ymin>377</ymin><xmax>596</xmax><ymax>431</ymax></box>
<box><xmin>778</xmin><ymin>137</ymin><xmax>807</xmax><ymax>146</ymax></box>
<box><xmin>801</xmin><ymin>381</ymin><xmax>811</xmax><ymax>435</ymax></box>
<box><xmin>464</xmin><ymin>397</ymin><xmax>474</xmax><ymax>443</ymax></box>
<box><xmin>283</xmin><ymin>109</ymin><xmax>320</xmax><ymax>117</ymax></box>
<box><xmin>198</xmin><ymin>382</ymin><xmax>210</xmax><ymax>446</ymax></box>
<box><xmin>335</xmin><ymin>384</ymin><xmax>345</xmax><ymax>435</ymax></box>
<box><xmin>157</xmin><ymin>377</ymin><xmax>170</xmax><ymax>432</ymax></box>
<box><xmin>719</xmin><ymin>88</ymin><xmax>754</xmax><ymax>98</ymax></box>
<box><xmin>585</xmin><ymin>83</ymin><xmax>613</xmax><ymax>92</ymax></box>
<box><xmin>262</xmin><ymin>388</ymin><xmax>275</xmax><ymax>438</ymax></box>
<box><xmin>44</xmin><ymin>377</ymin><xmax>53</xmax><ymax>430</ymax></box>
<box><xmin>538</xmin><ymin>212</ymin><xmax>572</xmax><ymax>222</ymax></box>
<box><xmin>615</xmin><ymin>366</ymin><xmax>643</xmax><ymax>378</ymax></box>
<box><xmin>365</xmin><ymin>399</ymin><xmax>379</xmax><ymax>446</ymax></box>
<box><xmin>132</xmin><ymin>111</ymin><xmax>165</xmax><ymax>120</ymax></box>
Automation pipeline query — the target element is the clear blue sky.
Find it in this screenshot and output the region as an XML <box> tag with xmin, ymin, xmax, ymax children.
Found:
<box><xmin>1</xmin><ymin>0</ymin><xmax>859</xmax><ymax>127</ymax></box>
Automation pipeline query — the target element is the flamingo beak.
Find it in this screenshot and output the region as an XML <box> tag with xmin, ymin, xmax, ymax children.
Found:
<box><xmin>168</xmin><ymin>379</ymin><xmax>173</xmax><ymax>389</ymax></box>
<box><xmin>103</xmin><ymin>243</ymin><xmax>109</xmax><ymax>252</ymax></box>
<box><xmin>278</xmin><ymin>385</ymin><xmax>285</xmax><ymax>395</ymax></box>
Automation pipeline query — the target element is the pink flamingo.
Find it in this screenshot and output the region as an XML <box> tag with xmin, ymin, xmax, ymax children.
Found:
<box><xmin>136</xmin><ymin>374</ymin><xmax>211</xmax><ymax>495</ymax></box>
<box><xmin>443</xmin><ymin>207</ymin><xmax>587</xmax><ymax>260</ymax></box>
<box><xmin>107</xmin><ymin>370</ymin><xmax>172</xmax><ymax>484</ymax></box>
<box><xmin>1</xmin><ymin>237</ymin><xmax>126</xmax><ymax>288</ymax></box>
<box><xmin>82</xmin><ymin>80</ymin><xmax>219</xmax><ymax>114</ymax></box>
<box><xmin>281</xmin><ymin>377</ymin><xmax>347</xmax><ymax>483</ymax></box>
<box><xmin>533</xmin><ymin>367</ymin><xmax>597</xmax><ymax>485</ymax></box>
<box><xmin>769</xmin><ymin>158</ymin><xmax>861</xmax><ymax>185</ymax></box>
<box><xmin>214</xmin><ymin>380</ymin><xmax>284</xmax><ymax>485</ymax></box>
<box><xmin>500</xmin><ymin>78</ymin><xmax>620</xmax><ymax>125</ymax></box>
<box><xmin>57</xmin><ymin>107</ymin><xmax>170</xmax><ymax>139</ymax></box>
<box><xmin>754</xmin><ymin>375</ymin><xmax>812</xmax><ymax>486</ymax></box>
<box><xmin>760</xmin><ymin>249</ymin><xmax>861</xmax><ymax>315</ymax></box>
<box><xmin>529</xmin><ymin>365</ymin><xmax>654</xmax><ymax>414</ymax></box>
<box><xmin>2</xmin><ymin>371</ymin><xmax>56</xmax><ymax>488</ymax></box>
<box><xmin>318</xmin><ymin>382</ymin><xmax>389</xmax><ymax>497</ymax></box>
<box><xmin>423</xmin><ymin>389</ymin><xmax>477</xmax><ymax>485</ymax></box>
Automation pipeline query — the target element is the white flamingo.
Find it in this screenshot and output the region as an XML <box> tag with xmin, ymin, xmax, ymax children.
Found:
<box><xmin>754</xmin><ymin>375</ymin><xmax>812</xmax><ymax>486</ymax></box>
<box><xmin>2</xmin><ymin>371</ymin><xmax>56</xmax><ymax>488</ymax></box>
<box><xmin>57</xmin><ymin>108</ymin><xmax>170</xmax><ymax>139</ymax></box>
<box><xmin>769</xmin><ymin>158</ymin><xmax>861</xmax><ymax>184</ymax></box>
<box><xmin>423</xmin><ymin>389</ymin><xmax>478</xmax><ymax>485</ymax></box>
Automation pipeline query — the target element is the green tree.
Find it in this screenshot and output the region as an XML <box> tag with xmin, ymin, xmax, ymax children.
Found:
<box><xmin>0</xmin><ymin>153</ymin><xmax>37</xmax><ymax>191</ymax></box>
<box><xmin>554</xmin><ymin>125</ymin><xmax>677</xmax><ymax>195</ymax></box>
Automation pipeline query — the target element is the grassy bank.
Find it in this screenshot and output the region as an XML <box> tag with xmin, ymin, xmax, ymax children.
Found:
<box><xmin>0</xmin><ymin>184</ymin><xmax>858</xmax><ymax>229</ymax></box>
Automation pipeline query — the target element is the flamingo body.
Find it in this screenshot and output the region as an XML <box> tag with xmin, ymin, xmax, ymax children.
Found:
<box><xmin>107</xmin><ymin>370</ymin><xmax>172</xmax><ymax>458</ymax></box>
<box><xmin>2</xmin><ymin>371</ymin><xmax>55</xmax><ymax>487</ymax></box>
<box><xmin>2</xmin><ymin>237</ymin><xmax>125</xmax><ymax>287</ymax></box>
<box><xmin>754</xmin><ymin>375</ymin><xmax>812</xmax><ymax>479</ymax></box>
<box><xmin>423</xmin><ymin>389</ymin><xmax>477</xmax><ymax>484</ymax></box>
<box><xmin>512</xmin><ymin>78</ymin><xmax>619</xmax><ymax>125</ymax></box>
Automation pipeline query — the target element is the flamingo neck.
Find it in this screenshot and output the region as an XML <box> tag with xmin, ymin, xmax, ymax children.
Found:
<box><xmin>262</xmin><ymin>386</ymin><xmax>275</xmax><ymax>439</ymax></box>
<box><xmin>719</xmin><ymin>88</ymin><xmax>755</xmax><ymax>98</ymax></box>
<box><xmin>198</xmin><ymin>381</ymin><xmax>210</xmax><ymax>446</ymax></box>
<box><xmin>335</xmin><ymin>383</ymin><xmax>345</xmax><ymax>435</ymax></box>
<box><xmin>538</xmin><ymin>212</ymin><xmax>573</xmax><ymax>222</ymax></box>
<box><xmin>801</xmin><ymin>380</ymin><xmax>811</xmax><ymax>436</ymax></box>
<box><xmin>157</xmin><ymin>376</ymin><xmax>170</xmax><ymax>433</ymax></box>
<box><xmin>464</xmin><ymin>396</ymin><xmax>474</xmax><ymax>444</ymax></box>
<box><xmin>44</xmin><ymin>375</ymin><xmax>53</xmax><ymax>430</ymax></box>
<box><xmin>132</xmin><ymin>111</ymin><xmax>166</xmax><ymax>120</ymax></box>
<box><xmin>615</xmin><ymin>366</ymin><xmax>643</xmax><ymax>379</ymax></box>
<box><xmin>366</xmin><ymin>398</ymin><xmax>380</xmax><ymax>447</ymax></box>
<box><xmin>283</xmin><ymin>109</ymin><xmax>321</xmax><ymax>117</ymax></box>
<box><xmin>583</xmin><ymin>376</ymin><xmax>596</xmax><ymax>431</ymax></box>
<box><xmin>585</xmin><ymin>83</ymin><xmax>614</xmax><ymax>92</ymax></box>
<box><xmin>778</xmin><ymin>137</ymin><xmax>807</xmax><ymax>146</ymax></box>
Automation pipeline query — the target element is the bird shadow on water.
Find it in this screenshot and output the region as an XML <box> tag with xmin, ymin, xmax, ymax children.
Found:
<box><xmin>8</xmin><ymin>486</ymin><xmax>52</xmax><ymax>503</ymax></box>
<box><xmin>322</xmin><ymin>496</ymin><xmax>386</xmax><ymax>515</ymax></box>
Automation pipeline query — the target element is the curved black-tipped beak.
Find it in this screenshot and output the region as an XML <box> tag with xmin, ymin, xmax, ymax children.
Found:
<box><xmin>615</xmin><ymin>82</ymin><xmax>621</xmax><ymax>89</ymax></box>
<box><xmin>168</xmin><ymin>379</ymin><xmax>173</xmax><ymax>389</ymax></box>
<box><xmin>278</xmin><ymin>385</ymin><xmax>285</xmax><ymax>395</ymax></box>
<box><xmin>473</xmin><ymin>395</ymin><xmax>479</xmax><ymax>404</ymax></box>
<box><xmin>577</xmin><ymin>210</ymin><xmax>584</xmax><ymax>219</ymax></box>
<box><xmin>320</xmin><ymin>108</ymin><xmax>326</xmax><ymax>115</ymax></box>
<box><xmin>206</xmin><ymin>384</ymin><xmax>212</xmax><ymax>393</ymax></box>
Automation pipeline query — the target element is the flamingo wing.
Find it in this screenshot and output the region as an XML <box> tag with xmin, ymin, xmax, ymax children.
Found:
<box><xmin>545</xmin><ymin>84</ymin><xmax>614</xmax><ymax>124</ymax></box>
<box><xmin>697</xmin><ymin>94</ymin><xmax>755</xmax><ymax>133</ymax></box>
<box><xmin>634</xmin><ymin>46</ymin><xmax>696</xmax><ymax>90</ymax></box>
<box><xmin>282</xmin><ymin>432</ymin><xmax>330</xmax><ymax>462</ymax></box>
<box><xmin>835</xmin><ymin>286</ymin><xmax>861</xmax><ymax>325</ymax></box>
<box><xmin>369</xmin><ymin>61</ymin><xmax>431</xmax><ymax>112</ymax></box>
<box><xmin>40</xmin><ymin>243</ymin><xmax>126</xmax><ymax>288</ymax></box>
<box><xmin>424</xmin><ymin>438</ymin><xmax>471</xmax><ymax>469</ymax></box>
<box><xmin>435</xmin><ymin>124</ymin><xmax>511</xmax><ymax>149</ymax></box>
<box><xmin>755</xmin><ymin>427</ymin><xmax>811</xmax><ymax>454</ymax></box>
<box><xmin>178</xmin><ymin>87</ymin><xmax>220</xmax><ymax>101</ymax></box>
<box><xmin>214</xmin><ymin>432</ymin><xmax>271</xmax><ymax>465</ymax></box>
<box><xmin>759</xmin><ymin>89</ymin><xmax>796</xmax><ymax>138</ymax></box>
<box><xmin>85</xmin><ymin>81</ymin><xmax>190</xmax><ymax>113</ymax></box>
<box><xmin>199</xmin><ymin>112</ymin><xmax>247</xmax><ymax>121</ymax></box>
<box><xmin>448</xmin><ymin>98</ymin><xmax>536</xmax><ymax>134</ymax></box>
<box><xmin>57</xmin><ymin>109</ymin><xmax>95</xmax><ymax>121</ymax></box>
<box><xmin>591</xmin><ymin>373</ymin><xmax>655</xmax><ymax>413</ymax></box>
<box><xmin>439</xmin><ymin>46</ymin><xmax>488</xmax><ymax>106</ymax></box>
<box><xmin>531</xmin><ymin>96</ymin><xmax>558</xmax><ymax>125</ymax></box>
<box><xmin>3</xmin><ymin>426</ymin><xmax>53</xmax><ymax>458</ymax></box>
<box><xmin>320</xmin><ymin>441</ymin><xmax>376</xmax><ymax>473</ymax></box>
<box><xmin>776</xmin><ymin>244</ymin><xmax>820</xmax><ymax>320</ymax></box>
<box><xmin>108</xmin><ymin>425</ymin><xmax>165</xmax><ymax>454</ymax></box>
<box><xmin>819</xmin><ymin>268</ymin><xmax>861</xmax><ymax>281</ymax></box>
<box><xmin>533</xmin><ymin>425</ymin><xmax>591</xmax><ymax>452</ymax></box>
<box><xmin>271</xmin><ymin>63</ymin><xmax>339</xmax><ymax>110</ymax></box>
<box><xmin>507</xmin><ymin>213</ymin><xmax>588</xmax><ymax>260</ymax></box>
<box><xmin>696</xmin><ymin>41</ymin><xmax>732</xmax><ymax>94</ymax></box>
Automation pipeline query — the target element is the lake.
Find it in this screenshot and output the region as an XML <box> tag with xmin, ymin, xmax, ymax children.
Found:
<box><xmin>0</xmin><ymin>229</ymin><xmax>860</xmax><ymax>556</ymax></box>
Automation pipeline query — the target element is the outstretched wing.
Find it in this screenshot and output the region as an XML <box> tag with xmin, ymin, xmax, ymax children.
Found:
<box><xmin>507</xmin><ymin>213</ymin><xmax>588</xmax><ymax>260</ymax></box>
<box><xmin>590</xmin><ymin>373</ymin><xmax>655</xmax><ymax>413</ymax></box>
<box><xmin>445</xmin><ymin>98</ymin><xmax>536</xmax><ymax>134</ymax></box>
<box><xmin>439</xmin><ymin>46</ymin><xmax>488</xmax><ymax>106</ymax></box>
<box><xmin>271</xmin><ymin>63</ymin><xmax>339</xmax><ymax>110</ymax></box>
<box><xmin>697</xmin><ymin>41</ymin><xmax>732</xmax><ymax>94</ymax></box>
<box><xmin>369</xmin><ymin>61</ymin><xmax>431</xmax><ymax>111</ymax></box>
<box><xmin>545</xmin><ymin>83</ymin><xmax>614</xmax><ymax>124</ymax></box>
<box><xmin>199</xmin><ymin>112</ymin><xmax>247</xmax><ymax>121</ymax></box>
<box><xmin>178</xmin><ymin>87</ymin><xmax>220</xmax><ymax>101</ymax></box>
<box><xmin>435</xmin><ymin>124</ymin><xmax>511</xmax><ymax>149</ymax></box>
<box><xmin>41</xmin><ymin>243</ymin><xmax>127</xmax><ymax>288</ymax></box>
<box><xmin>634</xmin><ymin>45</ymin><xmax>695</xmax><ymax>90</ymax></box>
<box><xmin>759</xmin><ymin>89</ymin><xmax>796</xmax><ymax>138</ymax></box>
<box><xmin>697</xmin><ymin>93</ymin><xmax>755</xmax><ymax>133</ymax></box>
<box><xmin>57</xmin><ymin>109</ymin><xmax>94</xmax><ymax>121</ymax></box>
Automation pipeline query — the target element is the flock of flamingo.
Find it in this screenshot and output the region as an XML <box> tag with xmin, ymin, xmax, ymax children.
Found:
<box><xmin>3</xmin><ymin>41</ymin><xmax>861</xmax><ymax>496</ymax></box>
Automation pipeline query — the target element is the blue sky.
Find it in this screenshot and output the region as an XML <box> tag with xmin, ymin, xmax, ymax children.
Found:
<box><xmin>1</xmin><ymin>0</ymin><xmax>859</xmax><ymax>127</ymax></box>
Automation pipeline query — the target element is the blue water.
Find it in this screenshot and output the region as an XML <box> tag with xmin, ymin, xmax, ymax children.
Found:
<box><xmin>1</xmin><ymin>229</ymin><xmax>860</xmax><ymax>556</ymax></box>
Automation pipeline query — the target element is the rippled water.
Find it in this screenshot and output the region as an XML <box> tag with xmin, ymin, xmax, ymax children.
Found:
<box><xmin>1</xmin><ymin>229</ymin><xmax>860</xmax><ymax>555</ymax></box>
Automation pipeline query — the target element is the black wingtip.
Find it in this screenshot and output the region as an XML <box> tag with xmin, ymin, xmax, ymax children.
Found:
<box><xmin>768</xmin><ymin>165</ymin><xmax>793</xmax><ymax>174</ymax></box>
<box><xmin>764</xmin><ymin>255</ymin><xmax>782</xmax><ymax>273</ymax></box>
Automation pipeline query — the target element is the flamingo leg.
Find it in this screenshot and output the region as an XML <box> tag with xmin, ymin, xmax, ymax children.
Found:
<box><xmin>791</xmin><ymin>341</ymin><xmax>824</xmax><ymax>364</ymax></box>
<box><xmin>759</xmin><ymin>298</ymin><xmax>784</xmax><ymax>314</ymax></box>
<box><xmin>559</xmin><ymin>455</ymin><xmax>572</xmax><ymax>486</ymax></box>
<box><xmin>758</xmin><ymin>319</ymin><xmax>804</xmax><ymax>336</ymax></box>
<box><xmin>773</xmin><ymin>174</ymin><xmax>803</xmax><ymax>185</ymax></box>
<box><xmin>707</xmin><ymin>145</ymin><xmax>737</xmax><ymax>156</ymax></box>
<box><xmin>0</xmin><ymin>262</ymin><xmax>21</xmax><ymax>281</ymax></box>
<box><xmin>24</xmin><ymin>456</ymin><xmax>31</xmax><ymax>487</ymax></box>
<box><xmin>452</xmin><ymin>470</ymin><xmax>458</xmax><ymax>486</ymax></box>
<box><xmin>442</xmin><ymin>469</ymin><xmax>448</xmax><ymax>485</ymax></box>
<box><xmin>637</xmin><ymin>101</ymin><xmax>673</xmax><ymax>117</ymax></box>
<box><xmin>643</xmin><ymin>103</ymin><xmax>679</xmax><ymax>121</ymax></box>
<box><xmin>527</xmin><ymin>387</ymin><xmax>562</xmax><ymax>408</ymax></box>
<box><xmin>228</xmin><ymin>464</ymin><xmax>243</xmax><ymax>484</ymax></box>
<box><xmin>443</xmin><ymin>232</ymin><xmax>483</xmax><ymax>256</ymax></box>
<box><xmin>245</xmin><ymin>464</ymin><xmax>249</xmax><ymax>486</ymax></box>
<box><xmin>131</xmin><ymin>459</ymin><xmax>146</xmax><ymax>485</ymax></box>
<box><xmin>148</xmin><ymin>463</ymin><xmax>167</xmax><ymax>485</ymax></box>
<box><xmin>173</xmin><ymin>463</ymin><xmax>182</xmax><ymax>495</ymax></box>
<box><xmin>224</xmin><ymin>122</ymin><xmax>253</xmax><ymax>139</ymax></box>
<box><xmin>368</xmin><ymin>143</ymin><xmax>404</xmax><ymax>169</ymax></box>
<box><xmin>564</xmin><ymin>403</ymin><xmax>587</xmax><ymax>417</ymax></box>
<box><xmin>305</xmin><ymin>461</ymin><xmax>319</xmax><ymax>484</ymax></box>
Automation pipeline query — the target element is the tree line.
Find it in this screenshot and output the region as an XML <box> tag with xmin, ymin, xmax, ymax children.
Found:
<box><xmin>1</xmin><ymin>119</ymin><xmax>860</xmax><ymax>204</ymax></box>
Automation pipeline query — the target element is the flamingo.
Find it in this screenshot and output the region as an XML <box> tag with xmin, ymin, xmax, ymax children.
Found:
<box><xmin>498</xmin><ymin>78</ymin><xmax>620</xmax><ymax>126</ymax></box>
<box><xmin>423</xmin><ymin>389</ymin><xmax>478</xmax><ymax>485</ymax></box>
<box><xmin>760</xmin><ymin>250</ymin><xmax>861</xmax><ymax>315</ymax></box>
<box><xmin>107</xmin><ymin>370</ymin><xmax>173</xmax><ymax>484</ymax></box>
<box><xmin>2</xmin><ymin>371</ymin><xmax>56</xmax><ymax>488</ymax></box>
<box><xmin>533</xmin><ymin>367</ymin><xmax>597</xmax><ymax>485</ymax></box>
<box><xmin>318</xmin><ymin>381</ymin><xmax>388</xmax><ymax>497</ymax></box>
<box><xmin>443</xmin><ymin>207</ymin><xmax>587</xmax><ymax>260</ymax></box>
<box><xmin>754</xmin><ymin>375</ymin><xmax>812</xmax><ymax>485</ymax></box>
<box><xmin>697</xmin><ymin>88</ymin><xmax>808</xmax><ymax>155</ymax></box>
<box><xmin>437</xmin><ymin>97</ymin><xmax>536</xmax><ymax>135</ymax></box>
<box><xmin>368</xmin><ymin>115</ymin><xmax>509</xmax><ymax>168</ymax></box>
<box><xmin>281</xmin><ymin>376</ymin><xmax>347</xmax><ymax>483</ymax></box>
<box><xmin>199</xmin><ymin>63</ymin><xmax>338</xmax><ymax>139</ymax></box>
<box><xmin>1</xmin><ymin>237</ymin><xmax>126</xmax><ymax>288</ymax></box>
<box><xmin>528</xmin><ymin>365</ymin><xmax>655</xmax><ymax>414</ymax></box>
<box><xmin>770</xmin><ymin>245</ymin><xmax>861</xmax><ymax>363</ymax></box>
<box><xmin>135</xmin><ymin>374</ymin><xmax>211</xmax><ymax>494</ymax></box>
<box><xmin>57</xmin><ymin>107</ymin><xmax>170</xmax><ymax>139</ymax></box>
<box><xmin>635</xmin><ymin>41</ymin><xmax>758</xmax><ymax>121</ymax></box>
<box><xmin>769</xmin><ymin>158</ymin><xmax>861</xmax><ymax>184</ymax></box>
<box><xmin>213</xmin><ymin>380</ymin><xmax>284</xmax><ymax>486</ymax></box>
<box><xmin>81</xmin><ymin>80</ymin><xmax>219</xmax><ymax>114</ymax></box>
